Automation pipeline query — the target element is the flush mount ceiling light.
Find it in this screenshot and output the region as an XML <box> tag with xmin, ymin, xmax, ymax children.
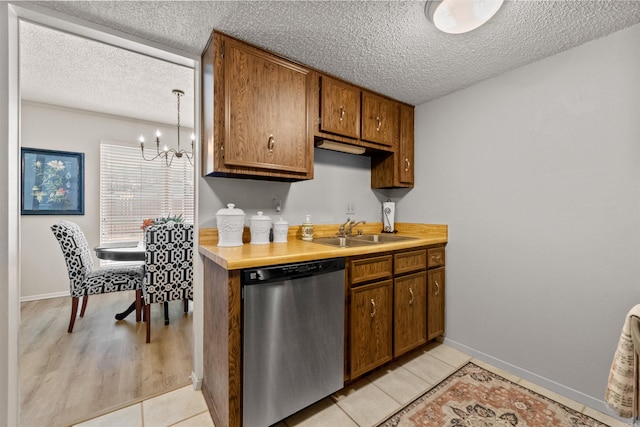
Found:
<box><xmin>426</xmin><ymin>0</ymin><xmax>504</xmax><ymax>34</ymax></box>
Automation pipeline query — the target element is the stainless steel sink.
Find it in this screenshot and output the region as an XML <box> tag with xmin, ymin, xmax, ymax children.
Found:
<box><xmin>311</xmin><ymin>234</ymin><xmax>417</xmax><ymax>248</ymax></box>
<box><xmin>311</xmin><ymin>237</ymin><xmax>375</xmax><ymax>248</ymax></box>
<box><xmin>350</xmin><ymin>234</ymin><xmax>418</xmax><ymax>243</ymax></box>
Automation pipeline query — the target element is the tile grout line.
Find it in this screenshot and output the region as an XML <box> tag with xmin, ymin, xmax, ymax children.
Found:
<box><xmin>167</xmin><ymin>409</ymin><xmax>211</xmax><ymax>426</ymax></box>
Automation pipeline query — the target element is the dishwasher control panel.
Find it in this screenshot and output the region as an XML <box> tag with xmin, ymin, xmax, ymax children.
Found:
<box><xmin>242</xmin><ymin>258</ymin><xmax>345</xmax><ymax>285</ymax></box>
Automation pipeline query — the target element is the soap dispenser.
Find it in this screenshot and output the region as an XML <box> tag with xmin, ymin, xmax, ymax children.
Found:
<box><xmin>301</xmin><ymin>215</ymin><xmax>314</xmax><ymax>241</ymax></box>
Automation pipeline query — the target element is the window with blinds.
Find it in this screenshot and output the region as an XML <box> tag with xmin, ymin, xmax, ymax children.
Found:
<box><xmin>100</xmin><ymin>141</ymin><xmax>194</xmax><ymax>245</ymax></box>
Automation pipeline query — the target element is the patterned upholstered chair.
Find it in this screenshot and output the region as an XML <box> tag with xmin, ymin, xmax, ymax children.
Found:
<box><xmin>51</xmin><ymin>221</ymin><xmax>144</xmax><ymax>333</ymax></box>
<box><xmin>142</xmin><ymin>222</ymin><xmax>193</xmax><ymax>343</ymax></box>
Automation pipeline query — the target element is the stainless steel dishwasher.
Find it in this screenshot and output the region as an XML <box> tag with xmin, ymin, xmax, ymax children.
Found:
<box><xmin>242</xmin><ymin>258</ymin><xmax>345</xmax><ymax>427</ymax></box>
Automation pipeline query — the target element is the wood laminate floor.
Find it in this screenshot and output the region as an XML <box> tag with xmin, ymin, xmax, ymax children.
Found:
<box><xmin>20</xmin><ymin>291</ymin><xmax>193</xmax><ymax>427</ymax></box>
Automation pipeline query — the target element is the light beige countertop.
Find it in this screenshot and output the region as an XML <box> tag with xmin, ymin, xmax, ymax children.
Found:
<box><xmin>198</xmin><ymin>222</ymin><xmax>447</xmax><ymax>270</ymax></box>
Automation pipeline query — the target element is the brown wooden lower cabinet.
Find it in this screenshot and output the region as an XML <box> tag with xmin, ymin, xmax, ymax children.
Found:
<box><xmin>347</xmin><ymin>245</ymin><xmax>444</xmax><ymax>381</ymax></box>
<box><xmin>349</xmin><ymin>280</ymin><xmax>393</xmax><ymax>379</ymax></box>
<box><xmin>427</xmin><ymin>267</ymin><xmax>445</xmax><ymax>340</ymax></box>
<box><xmin>393</xmin><ymin>271</ymin><xmax>427</xmax><ymax>357</ymax></box>
<box><xmin>202</xmin><ymin>244</ymin><xmax>445</xmax><ymax>427</ymax></box>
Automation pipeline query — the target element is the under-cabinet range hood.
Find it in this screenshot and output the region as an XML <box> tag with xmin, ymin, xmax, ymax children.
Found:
<box><xmin>315</xmin><ymin>139</ymin><xmax>366</xmax><ymax>155</ymax></box>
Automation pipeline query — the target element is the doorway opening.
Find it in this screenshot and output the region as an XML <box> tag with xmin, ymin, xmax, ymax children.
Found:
<box><xmin>15</xmin><ymin>13</ymin><xmax>199</xmax><ymax>426</ymax></box>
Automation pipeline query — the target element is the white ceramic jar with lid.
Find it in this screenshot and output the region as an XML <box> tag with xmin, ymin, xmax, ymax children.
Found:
<box><xmin>273</xmin><ymin>218</ymin><xmax>289</xmax><ymax>243</ymax></box>
<box><xmin>250</xmin><ymin>211</ymin><xmax>272</xmax><ymax>245</ymax></box>
<box><xmin>216</xmin><ymin>203</ymin><xmax>246</xmax><ymax>247</ymax></box>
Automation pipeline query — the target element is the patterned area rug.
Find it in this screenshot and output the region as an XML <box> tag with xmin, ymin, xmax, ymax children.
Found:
<box><xmin>378</xmin><ymin>362</ymin><xmax>610</xmax><ymax>427</ymax></box>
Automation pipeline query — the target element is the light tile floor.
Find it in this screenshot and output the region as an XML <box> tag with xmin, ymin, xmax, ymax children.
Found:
<box><xmin>74</xmin><ymin>342</ymin><xmax>629</xmax><ymax>427</ymax></box>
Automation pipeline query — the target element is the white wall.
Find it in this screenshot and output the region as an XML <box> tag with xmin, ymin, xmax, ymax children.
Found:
<box><xmin>400</xmin><ymin>23</ymin><xmax>640</xmax><ymax>412</ymax></box>
<box><xmin>198</xmin><ymin>147</ymin><xmax>390</xmax><ymax>230</ymax></box>
<box><xmin>20</xmin><ymin>102</ymin><xmax>196</xmax><ymax>299</ymax></box>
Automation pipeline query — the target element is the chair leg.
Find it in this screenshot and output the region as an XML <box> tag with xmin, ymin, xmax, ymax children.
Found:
<box><xmin>164</xmin><ymin>301</ymin><xmax>169</xmax><ymax>325</ymax></box>
<box><xmin>80</xmin><ymin>294</ymin><xmax>89</xmax><ymax>317</ymax></box>
<box><xmin>145</xmin><ymin>304</ymin><xmax>151</xmax><ymax>343</ymax></box>
<box><xmin>183</xmin><ymin>298</ymin><xmax>189</xmax><ymax>313</ymax></box>
<box><xmin>135</xmin><ymin>290</ymin><xmax>142</xmax><ymax>322</ymax></box>
<box><xmin>68</xmin><ymin>296</ymin><xmax>79</xmax><ymax>333</ymax></box>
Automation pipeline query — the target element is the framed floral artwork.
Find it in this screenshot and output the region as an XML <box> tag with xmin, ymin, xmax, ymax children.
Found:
<box><xmin>21</xmin><ymin>147</ymin><xmax>84</xmax><ymax>215</ymax></box>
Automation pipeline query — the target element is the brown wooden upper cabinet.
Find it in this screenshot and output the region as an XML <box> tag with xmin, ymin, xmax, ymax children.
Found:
<box><xmin>319</xmin><ymin>76</ymin><xmax>361</xmax><ymax>139</ymax></box>
<box><xmin>370</xmin><ymin>103</ymin><xmax>414</xmax><ymax>188</ymax></box>
<box><xmin>361</xmin><ymin>92</ymin><xmax>399</xmax><ymax>147</ymax></box>
<box><xmin>201</xmin><ymin>32</ymin><xmax>313</xmax><ymax>180</ymax></box>
<box><xmin>399</xmin><ymin>104</ymin><xmax>415</xmax><ymax>184</ymax></box>
<box><xmin>202</xmin><ymin>30</ymin><xmax>414</xmax><ymax>187</ymax></box>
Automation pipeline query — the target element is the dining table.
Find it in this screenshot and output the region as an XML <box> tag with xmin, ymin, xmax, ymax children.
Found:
<box><xmin>94</xmin><ymin>241</ymin><xmax>172</xmax><ymax>324</ymax></box>
<box><xmin>94</xmin><ymin>241</ymin><xmax>145</xmax><ymax>321</ymax></box>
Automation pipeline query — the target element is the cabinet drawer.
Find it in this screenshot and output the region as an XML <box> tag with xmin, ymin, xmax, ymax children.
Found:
<box><xmin>427</xmin><ymin>247</ymin><xmax>445</xmax><ymax>268</ymax></box>
<box><xmin>350</xmin><ymin>255</ymin><xmax>393</xmax><ymax>286</ymax></box>
<box><xmin>394</xmin><ymin>249</ymin><xmax>427</xmax><ymax>275</ymax></box>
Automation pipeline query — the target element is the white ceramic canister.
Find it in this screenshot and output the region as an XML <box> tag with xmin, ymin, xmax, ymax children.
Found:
<box><xmin>273</xmin><ymin>217</ymin><xmax>289</xmax><ymax>243</ymax></box>
<box><xmin>250</xmin><ymin>211</ymin><xmax>272</xmax><ymax>245</ymax></box>
<box><xmin>216</xmin><ymin>203</ymin><xmax>246</xmax><ymax>247</ymax></box>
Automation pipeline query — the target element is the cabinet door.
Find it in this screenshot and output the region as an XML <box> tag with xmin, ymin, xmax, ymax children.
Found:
<box><xmin>361</xmin><ymin>92</ymin><xmax>399</xmax><ymax>147</ymax></box>
<box><xmin>398</xmin><ymin>104</ymin><xmax>414</xmax><ymax>185</ymax></box>
<box><xmin>320</xmin><ymin>76</ymin><xmax>361</xmax><ymax>139</ymax></box>
<box><xmin>394</xmin><ymin>272</ymin><xmax>427</xmax><ymax>357</ymax></box>
<box><xmin>224</xmin><ymin>38</ymin><xmax>310</xmax><ymax>174</ymax></box>
<box><xmin>427</xmin><ymin>267</ymin><xmax>445</xmax><ymax>340</ymax></box>
<box><xmin>350</xmin><ymin>280</ymin><xmax>393</xmax><ymax>379</ymax></box>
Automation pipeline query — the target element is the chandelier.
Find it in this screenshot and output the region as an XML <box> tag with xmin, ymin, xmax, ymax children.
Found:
<box><xmin>139</xmin><ymin>89</ymin><xmax>194</xmax><ymax>166</ymax></box>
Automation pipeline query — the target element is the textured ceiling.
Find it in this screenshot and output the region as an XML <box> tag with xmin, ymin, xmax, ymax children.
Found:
<box><xmin>21</xmin><ymin>1</ymin><xmax>640</xmax><ymax>128</ymax></box>
<box><xmin>20</xmin><ymin>21</ymin><xmax>195</xmax><ymax>127</ymax></box>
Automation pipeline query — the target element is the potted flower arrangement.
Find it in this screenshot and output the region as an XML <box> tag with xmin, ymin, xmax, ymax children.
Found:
<box><xmin>141</xmin><ymin>214</ymin><xmax>184</xmax><ymax>231</ymax></box>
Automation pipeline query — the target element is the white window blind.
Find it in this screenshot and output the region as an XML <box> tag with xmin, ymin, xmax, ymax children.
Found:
<box><xmin>100</xmin><ymin>141</ymin><xmax>194</xmax><ymax>245</ymax></box>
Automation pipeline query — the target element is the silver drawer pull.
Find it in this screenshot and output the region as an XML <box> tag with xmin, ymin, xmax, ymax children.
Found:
<box><xmin>409</xmin><ymin>288</ymin><xmax>414</xmax><ymax>305</ymax></box>
<box><xmin>376</xmin><ymin>117</ymin><xmax>381</xmax><ymax>131</ymax></box>
<box><xmin>268</xmin><ymin>135</ymin><xmax>275</xmax><ymax>152</ymax></box>
<box><xmin>370</xmin><ymin>298</ymin><xmax>376</xmax><ymax>317</ymax></box>
<box><xmin>339</xmin><ymin>106</ymin><xmax>345</xmax><ymax>121</ymax></box>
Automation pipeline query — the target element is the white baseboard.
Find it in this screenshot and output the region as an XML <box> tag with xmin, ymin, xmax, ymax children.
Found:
<box><xmin>20</xmin><ymin>291</ymin><xmax>69</xmax><ymax>302</ymax></box>
<box><xmin>190</xmin><ymin>371</ymin><xmax>203</xmax><ymax>390</ymax></box>
<box><xmin>443</xmin><ymin>337</ymin><xmax>631</xmax><ymax>425</ymax></box>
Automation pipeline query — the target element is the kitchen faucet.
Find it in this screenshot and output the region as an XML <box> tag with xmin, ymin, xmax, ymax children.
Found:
<box><xmin>345</xmin><ymin>220</ymin><xmax>366</xmax><ymax>237</ymax></box>
<box><xmin>338</xmin><ymin>218</ymin><xmax>352</xmax><ymax>238</ymax></box>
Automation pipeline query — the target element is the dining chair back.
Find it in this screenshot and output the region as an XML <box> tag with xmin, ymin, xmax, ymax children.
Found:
<box><xmin>142</xmin><ymin>221</ymin><xmax>194</xmax><ymax>343</ymax></box>
<box><xmin>51</xmin><ymin>221</ymin><xmax>144</xmax><ymax>332</ymax></box>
